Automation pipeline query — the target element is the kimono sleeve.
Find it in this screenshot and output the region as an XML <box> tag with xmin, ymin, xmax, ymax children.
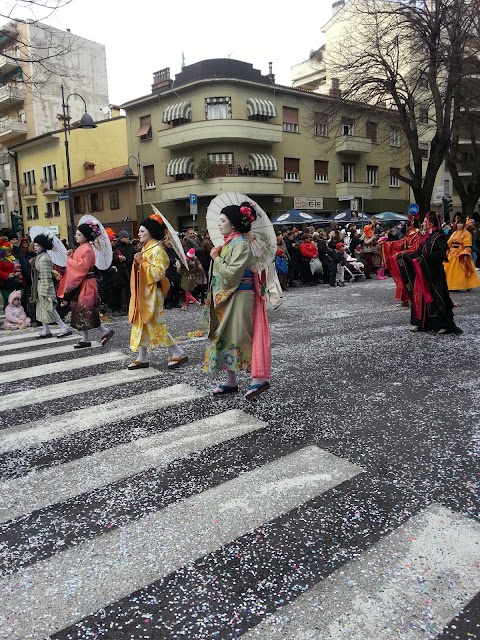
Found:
<box><xmin>141</xmin><ymin>245</ymin><xmax>168</xmax><ymax>283</ymax></box>
<box><xmin>215</xmin><ymin>241</ymin><xmax>251</xmax><ymax>291</ymax></box>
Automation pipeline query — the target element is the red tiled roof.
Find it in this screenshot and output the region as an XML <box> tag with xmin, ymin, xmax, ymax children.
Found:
<box><xmin>59</xmin><ymin>165</ymin><xmax>137</xmax><ymax>190</ymax></box>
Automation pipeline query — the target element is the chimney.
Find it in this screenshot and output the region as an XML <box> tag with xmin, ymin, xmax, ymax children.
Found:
<box><xmin>332</xmin><ymin>0</ymin><xmax>345</xmax><ymax>16</ymax></box>
<box><xmin>267</xmin><ymin>61</ymin><xmax>275</xmax><ymax>83</ymax></box>
<box><xmin>151</xmin><ymin>67</ymin><xmax>173</xmax><ymax>93</ymax></box>
<box><xmin>84</xmin><ymin>162</ymin><xmax>95</xmax><ymax>178</ymax></box>
<box><xmin>329</xmin><ymin>77</ymin><xmax>342</xmax><ymax>98</ymax></box>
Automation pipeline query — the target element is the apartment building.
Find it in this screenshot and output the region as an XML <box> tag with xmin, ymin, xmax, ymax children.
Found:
<box><xmin>0</xmin><ymin>19</ymin><xmax>108</xmax><ymax>230</ymax></box>
<box><xmin>121</xmin><ymin>58</ymin><xmax>409</xmax><ymax>230</ymax></box>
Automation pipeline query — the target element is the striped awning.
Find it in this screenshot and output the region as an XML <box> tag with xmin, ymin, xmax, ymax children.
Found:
<box><xmin>248</xmin><ymin>153</ymin><xmax>278</xmax><ymax>171</ymax></box>
<box><xmin>208</xmin><ymin>153</ymin><xmax>234</xmax><ymax>164</ymax></box>
<box><xmin>162</xmin><ymin>102</ymin><xmax>192</xmax><ymax>123</ymax></box>
<box><xmin>165</xmin><ymin>157</ymin><xmax>194</xmax><ymax>176</ymax></box>
<box><xmin>246</xmin><ymin>98</ymin><xmax>277</xmax><ymax>118</ymax></box>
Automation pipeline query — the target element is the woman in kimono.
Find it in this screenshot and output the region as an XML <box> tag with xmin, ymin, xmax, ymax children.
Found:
<box><xmin>398</xmin><ymin>213</ymin><xmax>462</xmax><ymax>334</ymax></box>
<box><xmin>443</xmin><ymin>216</ymin><xmax>480</xmax><ymax>291</ymax></box>
<box><xmin>204</xmin><ymin>201</ymin><xmax>271</xmax><ymax>399</ymax></box>
<box><xmin>57</xmin><ymin>223</ymin><xmax>114</xmax><ymax>349</ymax></box>
<box><xmin>128</xmin><ymin>213</ymin><xmax>188</xmax><ymax>370</ymax></box>
<box><xmin>32</xmin><ymin>233</ymin><xmax>71</xmax><ymax>338</ymax></box>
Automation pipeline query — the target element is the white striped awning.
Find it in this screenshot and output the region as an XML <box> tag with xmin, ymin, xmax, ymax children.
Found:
<box><xmin>246</xmin><ymin>98</ymin><xmax>277</xmax><ymax>118</ymax></box>
<box><xmin>208</xmin><ymin>153</ymin><xmax>234</xmax><ymax>164</ymax></box>
<box><xmin>248</xmin><ymin>153</ymin><xmax>278</xmax><ymax>172</ymax></box>
<box><xmin>165</xmin><ymin>157</ymin><xmax>194</xmax><ymax>176</ymax></box>
<box><xmin>162</xmin><ymin>102</ymin><xmax>192</xmax><ymax>123</ymax></box>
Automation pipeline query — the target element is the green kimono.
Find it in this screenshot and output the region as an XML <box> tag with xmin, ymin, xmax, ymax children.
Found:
<box><xmin>204</xmin><ymin>235</ymin><xmax>255</xmax><ymax>373</ymax></box>
<box><xmin>33</xmin><ymin>251</ymin><xmax>58</xmax><ymax>324</ymax></box>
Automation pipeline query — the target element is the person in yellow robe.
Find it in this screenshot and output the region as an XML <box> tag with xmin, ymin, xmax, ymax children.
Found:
<box><xmin>128</xmin><ymin>213</ymin><xmax>188</xmax><ymax>370</ymax></box>
<box><xmin>444</xmin><ymin>216</ymin><xmax>480</xmax><ymax>291</ymax></box>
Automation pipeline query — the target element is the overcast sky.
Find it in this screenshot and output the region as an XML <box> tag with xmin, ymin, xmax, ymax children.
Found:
<box><xmin>41</xmin><ymin>0</ymin><xmax>333</xmax><ymax>105</ymax></box>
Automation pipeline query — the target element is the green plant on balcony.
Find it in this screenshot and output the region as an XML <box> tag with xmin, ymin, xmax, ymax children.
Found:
<box><xmin>196</xmin><ymin>157</ymin><xmax>216</xmax><ymax>182</ymax></box>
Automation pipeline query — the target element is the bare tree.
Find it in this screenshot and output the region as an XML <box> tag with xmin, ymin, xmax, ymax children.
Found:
<box><xmin>325</xmin><ymin>0</ymin><xmax>480</xmax><ymax>216</ymax></box>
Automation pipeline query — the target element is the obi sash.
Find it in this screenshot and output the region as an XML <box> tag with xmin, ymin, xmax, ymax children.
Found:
<box><xmin>237</xmin><ymin>269</ymin><xmax>254</xmax><ymax>291</ymax></box>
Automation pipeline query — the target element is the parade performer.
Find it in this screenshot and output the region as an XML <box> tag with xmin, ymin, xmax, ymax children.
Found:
<box><xmin>443</xmin><ymin>216</ymin><xmax>480</xmax><ymax>291</ymax></box>
<box><xmin>57</xmin><ymin>223</ymin><xmax>114</xmax><ymax>349</ymax></box>
<box><xmin>32</xmin><ymin>233</ymin><xmax>71</xmax><ymax>338</ymax></box>
<box><xmin>398</xmin><ymin>213</ymin><xmax>462</xmax><ymax>334</ymax></box>
<box><xmin>383</xmin><ymin>216</ymin><xmax>422</xmax><ymax>305</ymax></box>
<box><xmin>204</xmin><ymin>201</ymin><xmax>271</xmax><ymax>399</ymax></box>
<box><xmin>128</xmin><ymin>213</ymin><xmax>188</xmax><ymax>370</ymax></box>
<box><xmin>2</xmin><ymin>290</ymin><xmax>30</xmax><ymax>330</ymax></box>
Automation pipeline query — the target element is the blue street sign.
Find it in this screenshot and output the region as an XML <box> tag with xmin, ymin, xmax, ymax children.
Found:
<box><xmin>189</xmin><ymin>194</ymin><xmax>197</xmax><ymax>205</ymax></box>
<box><xmin>408</xmin><ymin>203</ymin><xmax>419</xmax><ymax>215</ymax></box>
<box><xmin>58</xmin><ymin>193</ymin><xmax>70</xmax><ymax>201</ymax></box>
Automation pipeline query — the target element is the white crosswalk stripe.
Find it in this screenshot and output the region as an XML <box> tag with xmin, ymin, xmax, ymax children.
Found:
<box><xmin>0</xmin><ymin>346</ymin><xmax>125</xmax><ymax>388</ymax></box>
<box><xmin>1</xmin><ymin>330</ymin><xmax>479</xmax><ymax>640</ymax></box>
<box><xmin>0</xmin><ymin>328</ymin><xmax>38</xmax><ymax>343</ymax></box>
<box><xmin>5</xmin><ymin>341</ymin><xmax>102</xmax><ymax>364</ymax></box>
<box><xmin>0</xmin><ymin>335</ymin><xmax>77</xmax><ymax>352</ymax></box>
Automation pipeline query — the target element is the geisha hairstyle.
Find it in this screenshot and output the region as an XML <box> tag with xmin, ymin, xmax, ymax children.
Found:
<box><xmin>221</xmin><ymin>201</ymin><xmax>257</xmax><ymax>233</ymax></box>
<box><xmin>33</xmin><ymin>234</ymin><xmax>54</xmax><ymax>250</ymax></box>
<box><xmin>141</xmin><ymin>213</ymin><xmax>167</xmax><ymax>240</ymax></box>
<box><xmin>77</xmin><ymin>223</ymin><xmax>98</xmax><ymax>243</ymax></box>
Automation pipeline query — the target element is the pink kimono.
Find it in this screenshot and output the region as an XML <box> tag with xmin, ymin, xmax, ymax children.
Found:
<box><xmin>57</xmin><ymin>243</ymin><xmax>100</xmax><ymax>330</ymax></box>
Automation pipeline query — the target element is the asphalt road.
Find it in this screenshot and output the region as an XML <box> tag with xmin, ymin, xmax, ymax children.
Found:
<box><xmin>0</xmin><ymin>278</ymin><xmax>479</xmax><ymax>640</ymax></box>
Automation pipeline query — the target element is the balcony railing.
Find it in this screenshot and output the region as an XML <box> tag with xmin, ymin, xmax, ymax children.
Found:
<box><xmin>20</xmin><ymin>182</ymin><xmax>37</xmax><ymax>197</ymax></box>
<box><xmin>0</xmin><ymin>117</ymin><xmax>27</xmax><ymax>139</ymax></box>
<box><xmin>41</xmin><ymin>178</ymin><xmax>57</xmax><ymax>193</ymax></box>
<box><xmin>0</xmin><ymin>83</ymin><xmax>24</xmax><ymax>105</ymax></box>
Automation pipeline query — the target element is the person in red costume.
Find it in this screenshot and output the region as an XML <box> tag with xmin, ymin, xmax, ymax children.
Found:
<box><xmin>383</xmin><ymin>216</ymin><xmax>422</xmax><ymax>306</ymax></box>
<box><xmin>299</xmin><ymin>233</ymin><xmax>319</xmax><ymax>286</ymax></box>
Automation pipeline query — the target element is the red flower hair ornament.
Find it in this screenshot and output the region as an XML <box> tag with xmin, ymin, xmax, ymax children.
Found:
<box><xmin>240</xmin><ymin>203</ymin><xmax>255</xmax><ymax>224</ymax></box>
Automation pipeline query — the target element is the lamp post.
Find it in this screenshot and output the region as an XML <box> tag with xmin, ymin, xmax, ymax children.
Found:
<box><xmin>61</xmin><ymin>84</ymin><xmax>97</xmax><ymax>247</ymax></box>
<box><xmin>124</xmin><ymin>154</ymin><xmax>144</xmax><ymax>219</ymax></box>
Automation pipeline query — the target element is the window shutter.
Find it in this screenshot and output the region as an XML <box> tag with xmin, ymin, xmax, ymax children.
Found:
<box><xmin>314</xmin><ymin>112</ymin><xmax>328</xmax><ymax>124</ymax></box>
<box><xmin>366</xmin><ymin>121</ymin><xmax>377</xmax><ymax>142</ymax></box>
<box><xmin>314</xmin><ymin>160</ymin><xmax>328</xmax><ymax>174</ymax></box>
<box><xmin>284</xmin><ymin>157</ymin><xmax>299</xmax><ymax>172</ymax></box>
<box><xmin>136</xmin><ymin>115</ymin><xmax>151</xmax><ymax>137</ymax></box>
<box><xmin>144</xmin><ymin>165</ymin><xmax>155</xmax><ymax>184</ymax></box>
<box><xmin>87</xmin><ymin>194</ymin><xmax>92</xmax><ymax>212</ymax></box>
<box><xmin>98</xmin><ymin>192</ymin><xmax>104</xmax><ymax>211</ymax></box>
<box><xmin>283</xmin><ymin>107</ymin><xmax>299</xmax><ymax>124</ymax></box>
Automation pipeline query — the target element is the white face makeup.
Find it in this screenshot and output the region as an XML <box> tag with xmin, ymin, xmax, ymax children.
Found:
<box><xmin>138</xmin><ymin>226</ymin><xmax>151</xmax><ymax>244</ymax></box>
<box><xmin>218</xmin><ymin>213</ymin><xmax>234</xmax><ymax>236</ymax></box>
<box><xmin>33</xmin><ymin>243</ymin><xmax>43</xmax><ymax>254</ymax></box>
<box><xmin>75</xmin><ymin>229</ymin><xmax>87</xmax><ymax>244</ymax></box>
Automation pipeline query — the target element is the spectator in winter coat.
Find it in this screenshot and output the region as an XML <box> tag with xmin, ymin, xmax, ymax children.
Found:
<box><xmin>317</xmin><ymin>230</ymin><xmax>336</xmax><ymax>286</ymax></box>
<box><xmin>333</xmin><ymin>242</ymin><xmax>347</xmax><ymax>286</ymax></box>
<box><xmin>274</xmin><ymin>248</ymin><xmax>288</xmax><ymax>290</ymax></box>
<box><xmin>299</xmin><ymin>234</ymin><xmax>318</xmax><ymax>286</ymax></box>
<box><xmin>284</xmin><ymin>230</ymin><xmax>301</xmax><ymax>287</ymax></box>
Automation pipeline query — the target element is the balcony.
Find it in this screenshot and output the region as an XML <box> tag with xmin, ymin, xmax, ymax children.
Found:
<box><xmin>0</xmin><ymin>117</ymin><xmax>27</xmax><ymax>141</ymax></box>
<box><xmin>20</xmin><ymin>182</ymin><xmax>37</xmax><ymax>199</ymax></box>
<box><xmin>0</xmin><ymin>83</ymin><xmax>24</xmax><ymax>106</ymax></box>
<box><xmin>158</xmin><ymin>119</ymin><xmax>283</xmax><ymax>150</ymax></box>
<box><xmin>335</xmin><ymin>135</ymin><xmax>373</xmax><ymax>155</ymax></box>
<box><xmin>0</xmin><ymin>50</ymin><xmax>19</xmax><ymax>75</ymax></box>
<box><xmin>336</xmin><ymin>182</ymin><xmax>373</xmax><ymax>200</ymax></box>
<box><xmin>161</xmin><ymin>176</ymin><xmax>284</xmax><ymax>201</ymax></box>
<box><xmin>40</xmin><ymin>178</ymin><xmax>58</xmax><ymax>194</ymax></box>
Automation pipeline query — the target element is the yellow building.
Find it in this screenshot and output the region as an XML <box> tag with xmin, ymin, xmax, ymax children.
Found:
<box><xmin>11</xmin><ymin>115</ymin><xmax>135</xmax><ymax>241</ymax></box>
<box><xmin>122</xmin><ymin>59</ymin><xmax>409</xmax><ymax>231</ymax></box>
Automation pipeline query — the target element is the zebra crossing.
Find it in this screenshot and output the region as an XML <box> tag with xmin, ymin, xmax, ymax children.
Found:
<box><xmin>0</xmin><ymin>330</ymin><xmax>479</xmax><ymax>639</ymax></box>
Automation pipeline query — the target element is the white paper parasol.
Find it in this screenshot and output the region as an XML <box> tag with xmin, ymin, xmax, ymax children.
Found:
<box><xmin>150</xmin><ymin>204</ymin><xmax>188</xmax><ymax>269</ymax></box>
<box><xmin>29</xmin><ymin>225</ymin><xmax>68</xmax><ymax>267</ymax></box>
<box><xmin>206</xmin><ymin>192</ymin><xmax>276</xmax><ymax>271</ymax></box>
<box><xmin>78</xmin><ymin>215</ymin><xmax>113</xmax><ymax>270</ymax></box>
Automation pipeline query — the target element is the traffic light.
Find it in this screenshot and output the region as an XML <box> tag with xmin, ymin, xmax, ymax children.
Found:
<box><xmin>442</xmin><ymin>196</ymin><xmax>453</xmax><ymax>221</ymax></box>
<box><xmin>10</xmin><ymin>211</ymin><xmax>24</xmax><ymax>233</ymax></box>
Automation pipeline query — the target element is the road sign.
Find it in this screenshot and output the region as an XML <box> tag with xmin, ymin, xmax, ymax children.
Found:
<box><xmin>338</xmin><ymin>195</ymin><xmax>354</xmax><ymax>201</ymax></box>
<box><xmin>189</xmin><ymin>194</ymin><xmax>197</xmax><ymax>205</ymax></box>
<box><xmin>432</xmin><ymin>186</ymin><xmax>444</xmax><ymax>204</ymax></box>
<box><xmin>58</xmin><ymin>193</ymin><xmax>70</xmax><ymax>201</ymax></box>
<box><xmin>190</xmin><ymin>203</ymin><xmax>198</xmax><ymax>220</ymax></box>
<box><xmin>408</xmin><ymin>203</ymin><xmax>419</xmax><ymax>215</ymax></box>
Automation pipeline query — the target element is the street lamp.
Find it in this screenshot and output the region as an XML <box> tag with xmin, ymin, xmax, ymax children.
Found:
<box><xmin>61</xmin><ymin>84</ymin><xmax>97</xmax><ymax>247</ymax></box>
<box><xmin>124</xmin><ymin>154</ymin><xmax>144</xmax><ymax>218</ymax></box>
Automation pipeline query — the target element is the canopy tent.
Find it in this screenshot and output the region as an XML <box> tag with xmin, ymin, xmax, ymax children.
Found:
<box><xmin>333</xmin><ymin>209</ymin><xmax>371</xmax><ymax>222</ymax></box>
<box><xmin>374</xmin><ymin>211</ymin><xmax>409</xmax><ymax>222</ymax></box>
<box><xmin>271</xmin><ymin>210</ymin><xmax>331</xmax><ymax>225</ymax></box>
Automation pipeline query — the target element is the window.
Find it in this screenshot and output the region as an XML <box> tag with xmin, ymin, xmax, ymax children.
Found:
<box><xmin>419</xmin><ymin>141</ymin><xmax>429</xmax><ymax>159</ymax></box>
<box><xmin>22</xmin><ymin>169</ymin><xmax>36</xmax><ymax>196</ymax></box>
<box><xmin>342</xmin><ymin>163</ymin><xmax>355</xmax><ymax>182</ymax></box>
<box><xmin>45</xmin><ymin>201</ymin><xmax>60</xmax><ymax>218</ymax></box>
<box><xmin>366</xmin><ymin>165</ymin><xmax>379</xmax><ymax>186</ymax></box>
<box><xmin>205</xmin><ymin>97</ymin><xmax>232</xmax><ymax>120</ymax></box>
<box><xmin>419</xmin><ymin>108</ymin><xmax>429</xmax><ymax>124</ymax></box>
<box><xmin>73</xmin><ymin>195</ymin><xmax>86</xmax><ymax>214</ymax></box>
<box><xmin>136</xmin><ymin>115</ymin><xmax>152</xmax><ymax>141</ymax></box>
<box><xmin>341</xmin><ymin>117</ymin><xmax>354</xmax><ymax>136</ymax></box>
<box><xmin>314</xmin><ymin>160</ymin><xmax>328</xmax><ymax>183</ymax></box>
<box><xmin>390</xmin><ymin>168</ymin><xmax>400</xmax><ymax>187</ymax></box>
<box><xmin>284</xmin><ymin>157</ymin><xmax>300</xmax><ymax>181</ymax></box>
<box><xmin>109</xmin><ymin>188</ymin><xmax>120</xmax><ymax>210</ymax></box>
<box><xmin>18</xmin><ymin>109</ymin><xmax>26</xmax><ymax>123</ymax></box>
<box><xmin>89</xmin><ymin>192</ymin><xmax>104</xmax><ymax>212</ymax></box>
<box><xmin>207</xmin><ymin>153</ymin><xmax>235</xmax><ymax>176</ymax></box>
<box><xmin>283</xmin><ymin>107</ymin><xmax>299</xmax><ymax>132</ymax></box>
<box><xmin>26</xmin><ymin>205</ymin><xmax>39</xmax><ymax>220</ymax></box>
<box><xmin>144</xmin><ymin>165</ymin><xmax>156</xmax><ymax>189</ymax></box>
<box><xmin>42</xmin><ymin>164</ymin><xmax>57</xmax><ymax>192</ymax></box>
<box><xmin>366</xmin><ymin>121</ymin><xmax>377</xmax><ymax>143</ymax></box>
<box><xmin>313</xmin><ymin>112</ymin><xmax>328</xmax><ymax>136</ymax></box>
<box><xmin>389</xmin><ymin>127</ymin><xmax>401</xmax><ymax>147</ymax></box>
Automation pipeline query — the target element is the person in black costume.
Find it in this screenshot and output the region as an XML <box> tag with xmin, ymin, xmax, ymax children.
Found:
<box><xmin>397</xmin><ymin>212</ymin><xmax>462</xmax><ymax>335</ymax></box>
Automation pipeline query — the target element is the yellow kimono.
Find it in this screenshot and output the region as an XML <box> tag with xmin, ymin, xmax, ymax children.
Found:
<box><xmin>444</xmin><ymin>228</ymin><xmax>480</xmax><ymax>291</ymax></box>
<box><xmin>129</xmin><ymin>239</ymin><xmax>175</xmax><ymax>352</ymax></box>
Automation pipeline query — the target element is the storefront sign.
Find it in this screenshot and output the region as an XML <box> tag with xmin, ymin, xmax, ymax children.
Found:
<box><xmin>293</xmin><ymin>196</ymin><xmax>324</xmax><ymax>210</ymax></box>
